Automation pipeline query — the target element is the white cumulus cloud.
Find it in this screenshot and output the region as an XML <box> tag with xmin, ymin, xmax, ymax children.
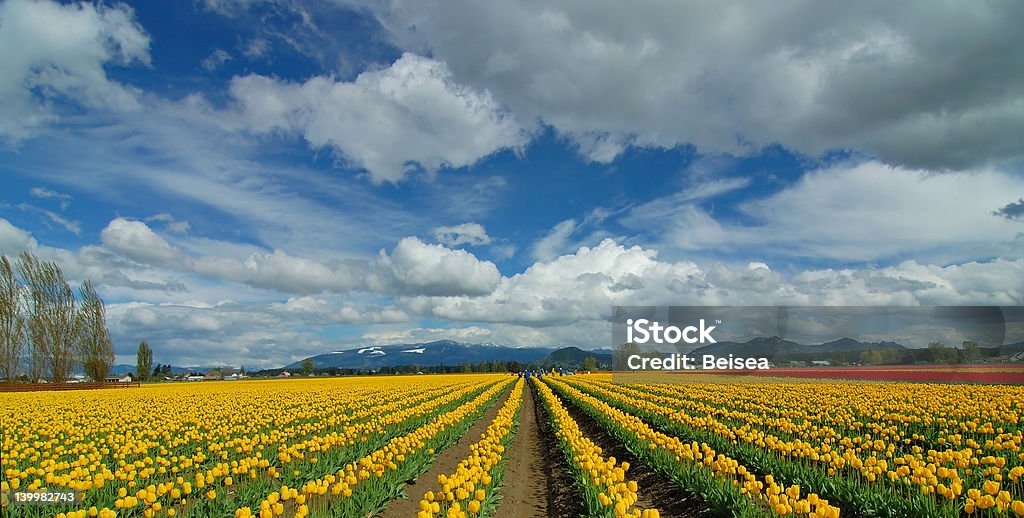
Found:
<box><xmin>97</xmin><ymin>218</ymin><xmax>500</xmax><ymax>297</ymax></box>
<box><xmin>0</xmin><ymin>0</ymin><xmax>150</xmax><ymax>140</ymax></box>
<box><xmin>227</xmin><ymin>52</ymin><xmax>530</xmax><ymax>183</ymax></box>
<box><xmin>407</xmin><ymin>239</ymin><xmax>1024</xmax><ymax>327</ymax></box>
<box><xmin>100</xmin><ymin>218</ymin><xmax>184</xmax><ymax>267</ymax></box>
<box><xmin>381</xmin><ymin>237</ymin><xmax>501</xmax><ymax>296</ymax></box>
<box><xmin>364</xmin><ymin>1</ymin><xmax>1024</xmax><ymax>170</ymax></box>
<box><xmin>0</xmin><ymin>218</ymin><xmax>38</xmax><ymax>253</ymax></box>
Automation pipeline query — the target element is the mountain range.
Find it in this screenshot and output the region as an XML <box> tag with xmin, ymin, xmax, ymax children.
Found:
<box><xmin>284</xmin><ymin>340</ymin><xmax>559</xmax><ymax>371</ymax></box>
<box><xmin>689</xmin><ymin>336</ymin><xmax>907</xmax><ymax>357</ymax></box>
<box><xmin>96</xmin><ymin>337</ymin><xmax>1024</xmax><ymax>376</ymax></box>
<box><xmin>283</xmin><ymin>337</ymin><xmax>1024</xmax><ymax>372</ymax></box>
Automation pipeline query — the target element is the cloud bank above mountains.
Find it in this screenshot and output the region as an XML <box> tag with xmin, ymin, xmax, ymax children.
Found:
<box><xmin>2</xmin><ymin>215</ymin><xmax>1021</xmax><ymax>366</ymax></box>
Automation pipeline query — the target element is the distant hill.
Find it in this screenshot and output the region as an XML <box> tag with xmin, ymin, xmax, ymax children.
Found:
<box><xmin>690</xmin><ymin>336</ymin><xmax>816</xmax><ymax>357</ymax></box>
<box><xmin>530</xmin><ymin>347</ymin><xmax>614</xmax><ymax>370</ymax></box>
<box><xmin>284</xmin><ymin>340</ymin><xmax>556</xmax><ymax>371</ymax></box>
<box><xmin>109</xmin><ymin>364</ymin><xmax>135</xmax><ymax>375</ymax></box>
<box><xmin>1000</xmin><ymin>341</ymin><xmax>1024</xmax><ymax>353</ymax></box>
<box><xmin>688</xmin><ymin>336</ymin><xmax>910</xmax><ymax>362</ymax></box>
<box><xmin>820</xmin><ymin>338</ymin><xmax>905</xmax><ymax>352</ymax></box>
<box><xmin>689</xmin><ymin>338</ymin><xmax>1024</xmax><ymax>360</ymax></box>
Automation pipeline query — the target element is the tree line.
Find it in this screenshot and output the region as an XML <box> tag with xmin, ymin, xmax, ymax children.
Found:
<box><xmin>255</xmin><ymin>359</ymin><xmax>532</xmax><ymax>378</ymax></box>
<box><xmin>0</xmin><ymin>251</ymin><xmax>115</xmax><ymax>383</ymax></box>
<box><xmin>783</xmin><ymin>341</ymin><xmax>987</xmax><ymax>366</ymax></box>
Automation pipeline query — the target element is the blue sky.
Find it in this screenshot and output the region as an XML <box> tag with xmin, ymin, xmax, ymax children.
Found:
<box><xmin>1</xmin><ymin>0</ymin><xmax>1022</xmax><ymax>367</ymax></box>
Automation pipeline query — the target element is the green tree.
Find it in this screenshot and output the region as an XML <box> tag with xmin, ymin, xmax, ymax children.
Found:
<box><xmin>860</xmin><ymin>350</ymin><xmax>883</xmax><ymax>365</ymax></box>
<box><xmin>880</xmin><ymin>349</ymin><xmax>903</xmax><ymax>365</ymax></box>
<box><xmin>614</xmin><ymin>342</ymin><xmax>641</xmax><ymax>371</ymax></box>
<box><xmin>0</xmin><ymin>255</ymin><xmax>27</xmax><ymax>381</ymax></box>
<box><xmin>136</xmin><ymin>341</ymin><xmax>153</xmax><ymax>382</ymax></box>
<box><xmin>76</xmin><ymin>280</ymin><xmax>114</xmax><ymax>382</ymax></box>
<box><xmin>583</xmin><ymin>356</ymin><xmax>598</xmax><ymax>371</ymax></box>
<box><xmin>929</xmin><ymin>342</ymin><xmax>956</xmax><ymax>364</ymax></box>
<box><xmin>18</xmin><ymin>251</ymin><xmax>78</xmax><ymax>383</ymax></box>
<box><xmin>301</xmin><ymin>358</ymin><xmax>314</xmax><ymax>376</ymax></box>
<box><xmin>962</xmin><ymin>340</ymin><xmax>981</xmax><ymax>363</ymax></box>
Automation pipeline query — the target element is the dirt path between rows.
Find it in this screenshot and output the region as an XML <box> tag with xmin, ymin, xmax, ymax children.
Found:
<box><xmin>494</xmin><ymin>381</ymin><xmax>584</xmax><ymax>518</ymax></box>
<box><xmin>558</xmin><ymin>384</ymin><xmax>710</xmax><ymax>518</ymax></box>
<box><xmin>377</xmin><ymin>384</ymin><xmax>514</xmax><ymax>518</ymax></box>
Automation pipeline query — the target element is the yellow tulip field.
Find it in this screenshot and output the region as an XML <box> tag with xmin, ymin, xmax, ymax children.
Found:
<box><xmin>1</xmin><ymin>373</ymin><xmax>1022</xmax><ymax>517</ymax></box>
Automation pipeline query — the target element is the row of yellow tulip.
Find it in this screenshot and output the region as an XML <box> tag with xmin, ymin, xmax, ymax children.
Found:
<box><xmin>185</xmin><ymin>377</ymin><xmax>495</xmax><ymax>517</ymax></box>
<box><xmin>629</xmin><ymin>380</ymin><xmax>1022</xmax><ymax>460</ymax></box>
<box><xmin>534</xmin><ymin>378</ymin><xmax>660</xmax><ymax>518</ymax></box>
<box><xmin>567</xmin><ymin>376</ymin><xmax>1023</xmax><ymax>517</ymax></box>
<box><xmin>0</xmin><ymin>375</ymin><xmax>500</xmax><ymax>518</ymax></box>
<box><xmin>235</xmin><ymin>377</ymin><xmax>516</xmax><ymax>518</ymax></box>
<box><xmin>583</xmin><ymin>378</ymin><xmax>1024</xmax><ymax>505</ymax></box>
<box><xmin>2</xmin><ymin>378</ymin><xmax>468</xmax><ymax>497</ymax></box>
<box><xmin>417</xmin><ymin>377</ymin><xmax>526</xmax><ymax>518</ymax></box>
<box><xmin>547</xmin><ymin>377</ymin><xmax>842</xmax><ymax>517</ymax></box>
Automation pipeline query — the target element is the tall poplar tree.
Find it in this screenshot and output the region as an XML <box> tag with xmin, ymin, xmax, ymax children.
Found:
<box><xmin>0</xmin><ymin>255</ymin><xmax>26</xmax><ymax>381</ymax></box>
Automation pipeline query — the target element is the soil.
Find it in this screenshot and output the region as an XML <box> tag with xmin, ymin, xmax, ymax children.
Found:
<box><xmin>558</xmin><ymin>387</ymin><xmax>711</xmax><ymax>518</ymax></box>
<box><xmin>493</xmin><ymin>381</ymin><xmax>585</xmax><ymax>518</ymax></box>
<box><xmin>379</xmin><ymin>380</ymin><xmax>703</xmax><ymax>518</ymax></box>
<box><xmin>377</xmin><ymin>384</ymin><xmax>514</xmax><ymax>518</ymax></box>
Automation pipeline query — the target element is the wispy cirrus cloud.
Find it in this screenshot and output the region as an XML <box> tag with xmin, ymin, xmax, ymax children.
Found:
<box><xmin>622</xmin><ymin>161</ymin><xmax>1024</xmax><ymax>264</ymax></box>
<box><xmin>29</xmin><ymin>187</ymin><xmax>72</xmax><ymax>209</ymax></box>
<box><xmin>201</xmin><ymin>48</ymin><xmax>232</xmax><ymax>71</ymax></box>
<box><xmin>433</xmin><ymin>223</ymin><xmax>491</xmax><ymax>247</ymax></box>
